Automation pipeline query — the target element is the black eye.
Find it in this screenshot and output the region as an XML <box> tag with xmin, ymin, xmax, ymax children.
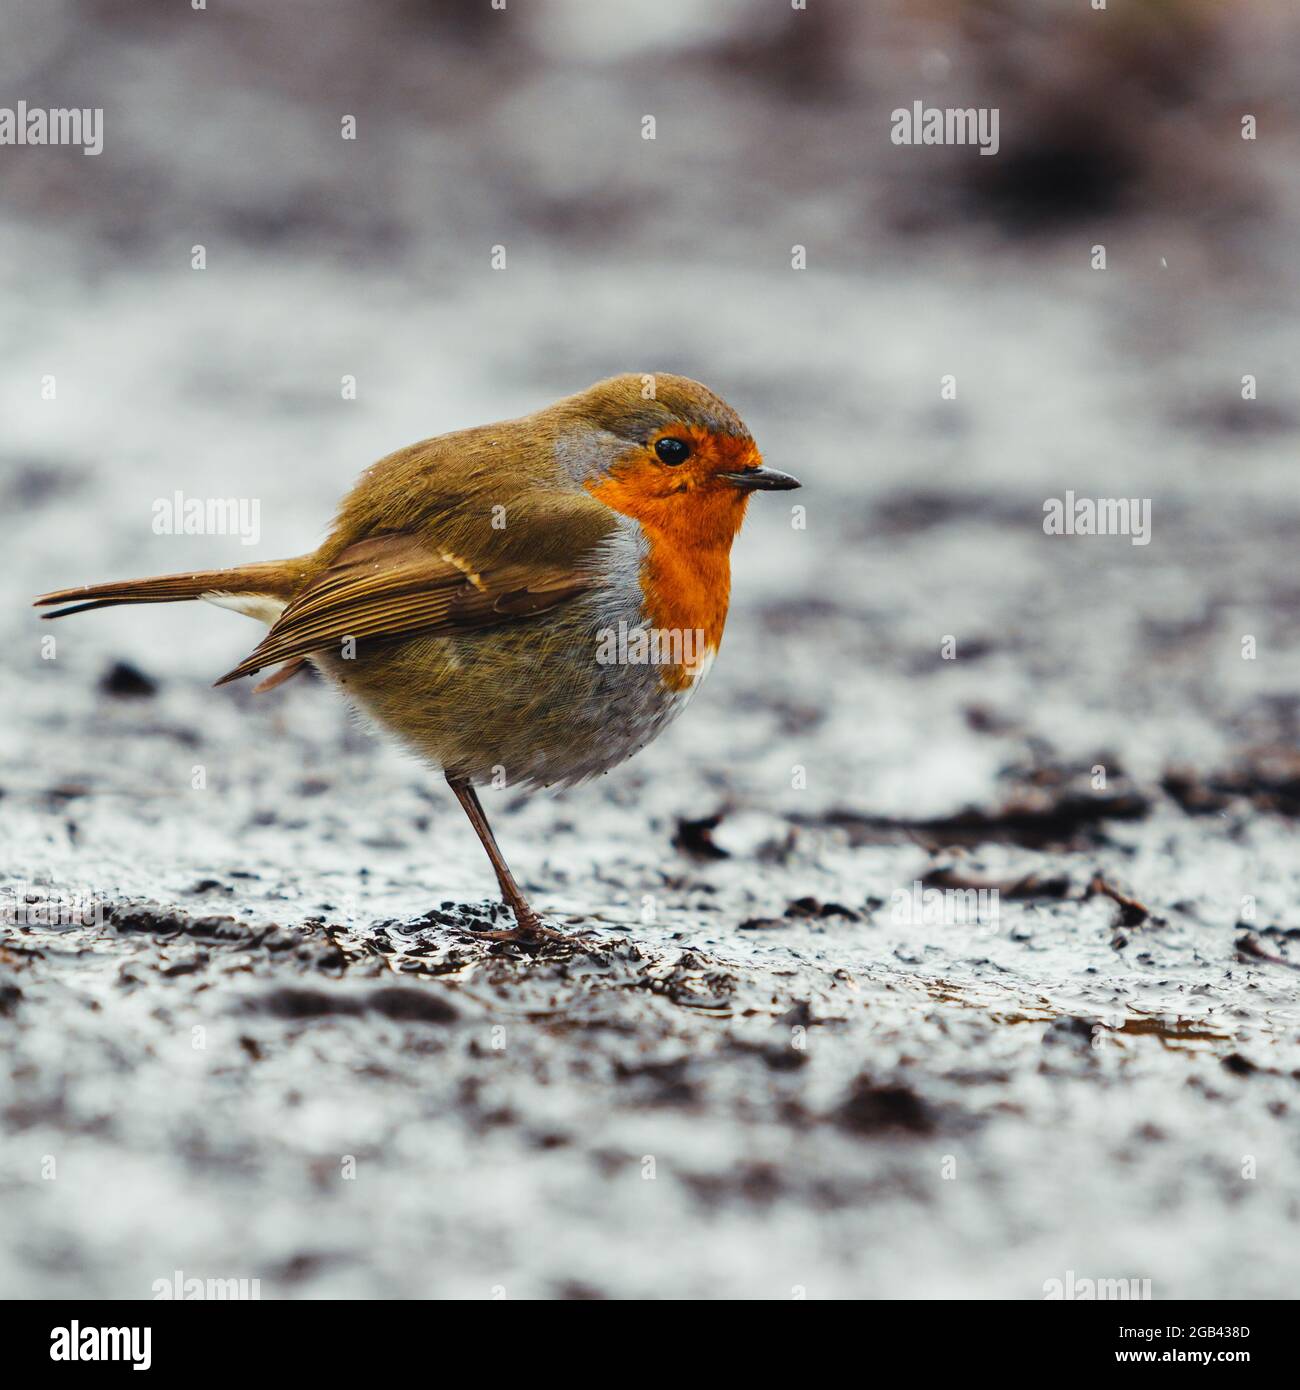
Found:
<box><xmin>654</xmin><ymin>437</ymin><xmax>691</xmax><ymax>466</ymax></box>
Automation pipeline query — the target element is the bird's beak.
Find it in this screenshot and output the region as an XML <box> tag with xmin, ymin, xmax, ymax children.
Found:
<box><xmin>719</xmin><ymin>466</ymin><xmax>801</xmax><ymax>492</ymax></box>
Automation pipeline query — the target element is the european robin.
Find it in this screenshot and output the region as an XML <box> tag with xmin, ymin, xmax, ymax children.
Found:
<box><xmin>35</xmin><ymin>373</ymin><xmax>800</xmax><ymax>941</ymax></box>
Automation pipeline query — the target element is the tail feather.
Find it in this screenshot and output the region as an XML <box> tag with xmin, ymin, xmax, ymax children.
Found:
<box><xmin>34</xmin><ymin>559</ymin><xmax>307</xmax><ymax>621</ymax></box>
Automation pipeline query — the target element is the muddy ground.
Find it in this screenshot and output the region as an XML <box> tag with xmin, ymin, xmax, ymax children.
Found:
<box><xmin>2</xmin><ymin>1</ymin><xmax>1299</xmax><ymax>1298</ymax></box>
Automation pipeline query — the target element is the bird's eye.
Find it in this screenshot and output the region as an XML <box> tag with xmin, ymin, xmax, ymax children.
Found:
<box><xmin>654</xmin><ymin>437</ymin><xmax>691</xmax><ymax>466</ymax></box>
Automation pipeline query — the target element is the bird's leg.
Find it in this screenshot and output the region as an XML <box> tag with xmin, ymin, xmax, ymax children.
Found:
<box><xmin>444</xmin><ymin>773</ymin><xmax>562</xmax><ymax>942</ymax></box>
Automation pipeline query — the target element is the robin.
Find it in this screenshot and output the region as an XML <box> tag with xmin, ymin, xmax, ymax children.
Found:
<box><xmin>35</xmin><ymin>373</ymin><xmax>800</xmax><ymax>941</ymax></box>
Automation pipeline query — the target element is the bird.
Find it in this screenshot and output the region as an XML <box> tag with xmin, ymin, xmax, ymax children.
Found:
<box><xmin>34</xmin><ymin>373</ymin><xmax>800</xmax><ymax>942</ymax></box>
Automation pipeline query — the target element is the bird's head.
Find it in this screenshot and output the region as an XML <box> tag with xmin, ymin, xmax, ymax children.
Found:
<box><xmin>553</xmin><ymin>373</ymin><xmax>799</xmax><ymax>547</ymax></box>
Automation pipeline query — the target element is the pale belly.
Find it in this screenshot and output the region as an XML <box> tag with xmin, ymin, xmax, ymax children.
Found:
<box><xmin>311</xmin><ymin>591</ymin><xmax>715</xmax><ymax>790</ymax></box>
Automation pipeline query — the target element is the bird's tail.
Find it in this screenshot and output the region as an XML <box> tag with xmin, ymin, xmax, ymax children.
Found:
<box><xmin>34</xmin><ymin>558</ymin><xmax>309</xmax><ymax>620</ymax></box>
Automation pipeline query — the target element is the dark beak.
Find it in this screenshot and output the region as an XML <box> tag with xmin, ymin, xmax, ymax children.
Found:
<box><xmin>720</xmin><ymin>466</ymin><xmax>801</xmax><ymax>492</ymax></box>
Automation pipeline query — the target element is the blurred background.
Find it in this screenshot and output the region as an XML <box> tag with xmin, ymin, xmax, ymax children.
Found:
<box><xmin>3</xmin><ymin>0</ymin><xmax>1300</xmax><ymax>1300</ymax></box>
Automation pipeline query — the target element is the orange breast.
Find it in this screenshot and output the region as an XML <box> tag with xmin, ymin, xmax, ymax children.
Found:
<box><xmin>639</xmin><ymin>529</ymin><xmax>730</xmax><ymax>690</ymax></box>
<box><xmin>586</xmin><ymin>475</ymin><xmax>748</xmax><ymax>693</ymax></box>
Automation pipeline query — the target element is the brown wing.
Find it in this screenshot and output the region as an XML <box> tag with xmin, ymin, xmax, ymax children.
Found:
<box><xmin>214</xmin><ymin>533</ymin><xmax>591</xmax><ymax>686</ymax></box>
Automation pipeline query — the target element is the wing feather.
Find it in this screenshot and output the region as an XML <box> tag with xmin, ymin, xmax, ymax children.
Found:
<box><xmin>214</xmin><ymin>534</ymin><xmax>592</xmax><ymax>686</ymax></box>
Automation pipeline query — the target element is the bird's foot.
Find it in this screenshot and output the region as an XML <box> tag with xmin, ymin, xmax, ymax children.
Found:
<box><xmin>471</xmin><ymin>926</ymin><xmax>565</xmax><ymax>946</ymax></box>
<box><xmin>470</xmin><ymin>901</ymin><xmax>567</xmax><ymax>947</ymax></box>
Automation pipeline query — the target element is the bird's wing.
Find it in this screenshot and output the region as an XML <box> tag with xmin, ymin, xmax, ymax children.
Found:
<box><xmin>214</xmin><ymin>531</ymin><xmax>598</xmax><ymax>686</ymax></box>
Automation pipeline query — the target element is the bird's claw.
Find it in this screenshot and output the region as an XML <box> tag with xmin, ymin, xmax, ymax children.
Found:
<box><xmin>472</xmin><ymin>908</ymin><xmax>567</xmax><ymax>946</ymax></box>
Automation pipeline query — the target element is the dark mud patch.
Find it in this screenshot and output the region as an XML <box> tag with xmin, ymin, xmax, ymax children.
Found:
<box><xmin>99</xmin><ymin>661</ymin><xmax>158</xmax><ymax>699</ymax></box>
<box><xmin>1084</xmin><ymin>875</ymin><xmax>1160</xmax><ymax>929</ymax></box>
<box><xmin>1163</xmin><ymin>749</ymin><xmax>1300</xmax><ymax>818</ymax></box>
<box><xmin>920</xmin><ymin>866</ymin><xmax>1073</xmax><ymax>901</ymax></box>
<box><xmin>1235</xmin><ymin>933</ymin><xmax>1300</xmax><ymax>973</ymax></box>
<box><xmin>672</xmin><ymin>812</ymin><xmax>732</xmax><ymax>860</ymax></box>
<box><xmin>834</xmin><ymin>1076</ymin><xmax>938</xmax><ymax>1137</ymax></box>
<box><xmin>805</xmin><ymin>785</ymin><xmax>1152</xmax><ymax>849</ymax></box>
<box><xmin>244</xmin><ymin>984</ymin><xmax>459</xmax><ymax>1024</ymax></box>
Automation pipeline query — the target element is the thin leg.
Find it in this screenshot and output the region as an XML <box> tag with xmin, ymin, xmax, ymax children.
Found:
<box><xmin>445</xmin><ymin>773</ymin><xmax>561</xmax><ymax>942</ymax></box>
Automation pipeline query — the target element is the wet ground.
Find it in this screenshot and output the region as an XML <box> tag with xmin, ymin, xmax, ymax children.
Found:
<box><xmin>3</xmin><ymin>1</ymin><xmax>1300</xmax><ymax>1299</ymax></box>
